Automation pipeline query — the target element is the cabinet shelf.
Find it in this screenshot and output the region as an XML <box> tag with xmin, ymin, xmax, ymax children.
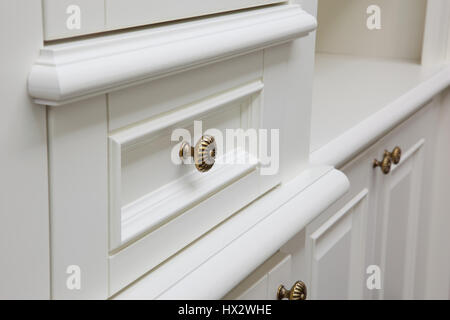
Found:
<box><xmin>310</xmin><ymin>0</ymin><xmax>449</xmax><ymax>153</ymax></box>
<box><xmin>310</xmin><ymin>53</ymin><xmax>444</xmax><ymax>152</ymax></box>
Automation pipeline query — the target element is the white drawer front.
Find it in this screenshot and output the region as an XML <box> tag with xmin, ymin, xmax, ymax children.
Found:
<box><xmin>107</xmin><ymin>49</ymin><xmax>284</xmax><ymax>293</ymax></box>
<box><xmin>41</xmin><ymin>5</ymin><xmax>317</xmax><ymax>298</ymax></box>
<box><xmin>109</xmin><ymin>80</ymin><xmax>276</xmax><ymax>249</ymax></box>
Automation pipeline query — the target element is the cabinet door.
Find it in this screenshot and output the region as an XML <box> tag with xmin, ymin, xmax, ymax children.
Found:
<box><xmin>374</xmin><ymin>138</ymin><xmax>426</xmax><ymax>299</ymax></box>
<box><xmin>305</xmin><ymin>152</ymin><xmax>372</xmax><ymax>300</ymax></box>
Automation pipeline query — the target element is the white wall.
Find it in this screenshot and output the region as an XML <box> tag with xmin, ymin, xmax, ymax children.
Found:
<box><xmin>0</xmin><ymin>0</ymin><xmax>50</xmax><ymax>299</ymax></box>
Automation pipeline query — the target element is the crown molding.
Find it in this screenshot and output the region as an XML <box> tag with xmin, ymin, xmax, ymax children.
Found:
<box><xmin>28</xmin><ymin>4</ymin><xmax>317</xmax><ymax>106</ymax></box>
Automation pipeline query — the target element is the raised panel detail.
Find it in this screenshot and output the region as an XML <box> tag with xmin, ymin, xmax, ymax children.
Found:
<box><xmin>109</xmin><ymin>80</ymin><xmax>266</xmax><ymax>249</ymax></box>
<box><xmin>108</xmin><ymin>80</ymin><xmax>282</xmax><ymax>294</ymax></box>
<box><xmin>307</xmin><ymin>189</ymin><xmax>369</xmax><ymax>300</ymax></box>
<box><xmin>378</xmin><ymin>139</ymin><xmax>425</xmax><ymax>299</ymax></box>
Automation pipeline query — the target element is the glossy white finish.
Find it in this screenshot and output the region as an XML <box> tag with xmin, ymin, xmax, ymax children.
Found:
<box><xmin>0</xmin><ymin>0</ymin><xmax>50</xmax><ymax>299</ymax></box>
<box><xmin>29</xmin><ymin>5</ymin><xmax>317</xmax><ymax>105</ymax></box>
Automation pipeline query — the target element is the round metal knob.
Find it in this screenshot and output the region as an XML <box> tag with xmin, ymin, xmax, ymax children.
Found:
<box><xmin>179</xmin><ymin>135</ymin><xmax>216</xmax><ymax>172</ymax></box>
<box><xmin>277</xmin><ymin>281</ymin><xmax>307</xmax><ymax>300</ymax></box>
<box><xmin>386</xmin><ymin>146</ymin><xmax>402</xmax><ymax>165</ymax></box>
<box><xmin>373</xmin><ymin>153</ymin><xmax>392</xmax><ymax>175</ymax></box>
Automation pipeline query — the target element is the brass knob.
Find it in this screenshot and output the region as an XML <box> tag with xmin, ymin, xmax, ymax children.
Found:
<box><xmin>386</xmin><ymin>146</ymin><xmax>402</xmax><ymax>165</ymax></box>
<box><xmin>277</xmin><ymin>281</ymin><xmax>307</xmax><ymax>300</ymax></box>
<box><xmin>179</xmin><ymin>135</ymin><xmax>216</xmax><ymax>172</ymax></box>
<box><xmin>373</xmin><ymin>153</ymin><xmax>392</xmax><ymax>175</ymax></box>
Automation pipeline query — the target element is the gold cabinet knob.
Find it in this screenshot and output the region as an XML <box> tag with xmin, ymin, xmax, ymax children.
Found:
<box><xmin>373</xmin><ymin>153</ymin><xmax>392</xmax><ymax>175</ymax></box>
<box><xmin>179</xmin><ymin>135</ymin><xmax>216</xmax><ymax>172</ymax></box>
<box><xmin>385</xmin><ymin>146</ymin><xmax>402</xmax><ymax>164</ymax></box>
<box><xmin>277</xmin><ymin>281</ymin><xmax>307</xmax><ymax>300</ymax></box>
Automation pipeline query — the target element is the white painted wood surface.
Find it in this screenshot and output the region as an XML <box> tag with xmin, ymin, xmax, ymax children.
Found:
<box><xmin>376</xmin><ymin>140</ymin><xmax>425</xmax><ymax>299</ymax></box>
<box><xmin>306</xmin><ymin>189</ymin><xmax>369</xmax><ymax>300</ymax></box>
<box><xmin>224</xmin><ymin>252</ymin><xmax>292</xmax><ymax>300</ymax></box>
<box><xmin>47</xmin><ymin>96</ymin><xmax>109</xmax><ymax>299</ymax></box>
<box><xmin>425</xmin><ymin>89</ymin><xmax>450</xmax><ymax>299</ymax></box>
<box><xmin>3</xmin><ymin>0</ymin><xmax>448</xmax><ymax>300</ymax></box>
<box><xmin>421</xmin><ymin>0</ymin><xmax>450</xmax><ymax>66</ymax></box>
<box><xmin>310</xmin><ymin>62</ymin><xmax>450</xmax><ymax>168</ymax></box>
<box><xmin>29</xmin><ymin>5</ymin><xmax>317</xmax><ymax>105</ymax></box>
<box><xmin>0</xmin><ymin>0</ymin><xmax>50</xmax><ymax>299</ymax></box>
<box><xmin>42</xmin><ymin>0</ymin><xmax>285</xmax><ymax>40</ymax></box>
<box><xmin>310</xmin><ymin>54</ymin><xmax>449</xmax><ymax>154</ymax></box>
<box><xmin>41</xmin><ymin>2</ymin><xmax>319</xmax><ymax>298</ymax></box>
<box><xmin>115</xmin><ymin>167</ymin><xmax>349</xmax><ymax>299</ymax></box>
<box><xmin>108</xmin><ymin>80</ymin><xmax>265</xmax><ymax>248</ymax></box>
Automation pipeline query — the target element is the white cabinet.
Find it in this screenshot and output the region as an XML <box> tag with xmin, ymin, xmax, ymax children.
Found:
<box><xmin>34</xmin><ymin>4</ymin><xmax>318</xmax><ymax>299</ymax></box>
<box><xmin>371</xmin><ymin>102</ymin><xmax>439</xmax><ymax>300</ymax></box>
<box><xmin>224</xmin><ymin>252</ymin><xmax>293</xmax><ymax>300</ymax></box>
<box><xmin>302</xmin><ymin>146</ymin><xmax>374</xmax><ymax>300</ymax></box>
<box><xmin>305</xmin><ymin>188</ymin><xmax>369</xmax><ymax>299</ymax></box>
<box><xmin>226</xmin><ymin>97</ymin><xmax>448</xmax><ymax>301</ymax></box>
<box><xmin>307</xmin><ymin>98</ymin><xmax>446</xmax><ymax>300</ymax></box>
<box><xmin>42</xmin><ymin>0</ymin><xmax>285</xmax><ymax>40</ymax></box>
<box><xmin>374</xmin><ymin>141</ymin><xmax>425</xmax><ymax>299</ymax></box>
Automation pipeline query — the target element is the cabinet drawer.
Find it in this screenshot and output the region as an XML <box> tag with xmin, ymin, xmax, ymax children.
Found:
<box><xmin>109</xmin><ymin>81</ymin><xmax>276</xmax><ymax>249</ymax></box>
<box><xmin>42</xmin><ymin>4</ymin><xmax>317</xmax><ymax>298</ymax></box>
<box><xmin>108</xmin><ymin>51</ymin><xmax>283</xmax><ymax>294</ymax></box>
<box><xmin>43</xmin><ymin>0</ymin><xmax>285</xmax><ymax>40</ymax></box>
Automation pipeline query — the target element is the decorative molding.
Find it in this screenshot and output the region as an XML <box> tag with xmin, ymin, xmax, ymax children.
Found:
<box><xmin>307</xmin><ymin>188</ymin><xmax>368</xmax><ymax>300</ymax></box>
<box><xmin>113</xmin><ymin>167</ymin><xmax>349</xmax><ymax>299</ymax></box>
<box><xmin>310</xmin><ymin>188</ymin><xmax>368</xmax><ymax>241</ymax></box>
<box><xmin>28</xmin><ymin>4</ymin><xmax>316</xmax><ymax>106</ymax></box>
